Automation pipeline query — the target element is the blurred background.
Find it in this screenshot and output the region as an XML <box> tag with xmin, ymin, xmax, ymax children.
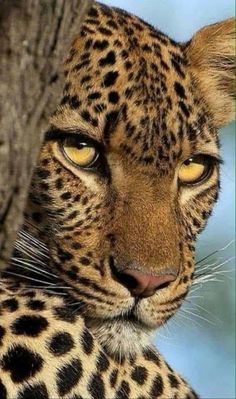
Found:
<box><xmin>99</xmin><ymin>1</ymin><xmax>235</xmax><ymax>397</ymax></box>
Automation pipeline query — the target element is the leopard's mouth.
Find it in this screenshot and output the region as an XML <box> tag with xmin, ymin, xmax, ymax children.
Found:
<box><xmin>84</xmin><ymin>302</ymin><xmax>154</xmax><ymax>332</ymax></box>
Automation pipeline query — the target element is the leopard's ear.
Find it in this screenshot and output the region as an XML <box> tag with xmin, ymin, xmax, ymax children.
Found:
<box><xmin>186</xmin><ymin>18</ymin><xmax>235</xmax><ymax>127</ymax></box>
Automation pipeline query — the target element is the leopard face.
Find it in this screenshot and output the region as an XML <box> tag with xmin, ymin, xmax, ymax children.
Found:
<box><xmin>23</xmin><ymin>3</ymin><xmax>234</xmax><ymax>357</ymax></box>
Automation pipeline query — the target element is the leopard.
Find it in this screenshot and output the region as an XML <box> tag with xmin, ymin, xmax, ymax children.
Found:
<box><xmin>0</xmin><ymin>2</ymin><xmax>234</xmax><ymax>398</ymax></box>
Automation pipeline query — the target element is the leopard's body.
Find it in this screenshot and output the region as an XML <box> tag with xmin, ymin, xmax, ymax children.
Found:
<box><xmin>0</xmin><ymin>2</ymin><xmax>234</xmax><ymax>399</ymax></box>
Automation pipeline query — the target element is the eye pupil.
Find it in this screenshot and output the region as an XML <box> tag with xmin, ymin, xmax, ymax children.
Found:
<box><xmin>184</xmin><ymin>159</ymin><xmax>191</xmax><ymax>166</ymax></box>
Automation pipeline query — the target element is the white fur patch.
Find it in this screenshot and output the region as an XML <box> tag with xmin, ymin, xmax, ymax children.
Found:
<box><xmin>85</xmin><ymin>317</ymin><xmax>153</xmax><ymax>359</ymax></box>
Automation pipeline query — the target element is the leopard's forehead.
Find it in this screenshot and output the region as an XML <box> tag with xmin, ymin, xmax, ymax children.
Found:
<box><xmin>51</xmin><ymin>2</ymin><xmax>218</xmax><ymax>170</ymax></box>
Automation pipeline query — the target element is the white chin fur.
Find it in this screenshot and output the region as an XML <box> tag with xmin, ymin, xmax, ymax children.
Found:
<box><xmin>86</xmin><ymin>318</ymin><xmax>153</xmax><ymax>359</ymax></box>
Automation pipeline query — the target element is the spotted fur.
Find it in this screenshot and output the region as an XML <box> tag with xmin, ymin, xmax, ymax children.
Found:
<box><xmin>0</xmin><ymin>3</ymin><xmax>234</xmax><ymax>398</ymax></box>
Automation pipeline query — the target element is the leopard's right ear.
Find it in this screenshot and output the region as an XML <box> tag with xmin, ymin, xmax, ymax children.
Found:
<box><xmin>186</xmin><ymin>18</ymin><xmax>235</xmax><ymax>127</ymax></box>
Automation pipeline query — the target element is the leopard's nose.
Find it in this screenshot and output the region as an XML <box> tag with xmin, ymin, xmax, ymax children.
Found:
<box><xmin>115</xmin><ymin>269</ymin><xmax>177</xmax><ymax>298</ymax></box>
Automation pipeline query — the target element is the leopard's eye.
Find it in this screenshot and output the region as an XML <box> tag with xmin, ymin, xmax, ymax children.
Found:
<box><xmin>62</xmin><ymin>137</ymin><xmax>98</xmax><ymax>168</ymax></box>
<box><xmin>178</xmin><ymin>155</ymin><xmax>213</xmax><ymax>185</ymax></box>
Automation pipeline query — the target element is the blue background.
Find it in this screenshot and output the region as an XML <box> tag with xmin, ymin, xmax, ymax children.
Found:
<box><xmin>99</xmin><ymin>1</ymin><xmax>235</xmax><ymax>397</ymax></box>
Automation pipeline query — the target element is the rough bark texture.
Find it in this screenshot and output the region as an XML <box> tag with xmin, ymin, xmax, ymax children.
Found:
<box><xmin>0</xmin><ymin>0</ymin><xmax>93</xmax><ymax>267</ymax></box>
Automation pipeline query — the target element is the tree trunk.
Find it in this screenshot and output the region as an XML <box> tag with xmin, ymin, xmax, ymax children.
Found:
<box><xmin>0</xmin><ymin>0</ymin><xmax>93</xmax><ymax>267</ymax></box>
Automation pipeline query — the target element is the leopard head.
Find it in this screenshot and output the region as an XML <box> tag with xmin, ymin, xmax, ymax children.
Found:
<box><xmin>23</xmin><ymin>4</ymin><xmax>235</xmax><ymax>357</ymax></box>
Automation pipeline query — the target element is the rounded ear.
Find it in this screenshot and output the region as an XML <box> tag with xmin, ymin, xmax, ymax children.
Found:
<box><xmin>186</xmin><ymin>18</ymin><xmax>235</xmax><ymax>127</ymax></box>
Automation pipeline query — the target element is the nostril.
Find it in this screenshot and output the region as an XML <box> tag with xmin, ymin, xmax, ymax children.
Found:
<box><xmin>110</xmin><ymin>258</ymin><xmax>137</xmax><ymax>289</ymax></box>
<box><xmin>110</xmin><ymin>258</ymin><xmax>177</xmax><ymax>298</ymax></box>
<box><xmin>116</xmin><ymin>272</ymin><xmax>139</xmax><ymax>291</ymax></box>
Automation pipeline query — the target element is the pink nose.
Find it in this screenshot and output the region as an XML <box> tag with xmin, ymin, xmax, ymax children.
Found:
<box><xmin>117</xmin><ymin>269</ymin><xmax>177</xmax><ymax>297</ymax></box>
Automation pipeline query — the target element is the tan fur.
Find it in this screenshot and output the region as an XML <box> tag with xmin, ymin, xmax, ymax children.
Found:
<box><xmin>187</xmin><ymin>18</ymin><xmax>235</xmax><ymax>126</ymax></box>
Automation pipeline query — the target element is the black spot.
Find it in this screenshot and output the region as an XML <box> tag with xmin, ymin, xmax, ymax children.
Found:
<box><xmin>66</xmin><ymin>210</ymin><xmax>78</xmax><ymax>221</ymax></box>
<box><xmin>81</xmin><ymin>329</ymin><xmax>94</xmax><ymax>354</ymax></box>
<box><xmin>143</xmin><ymin>348</ymin><xmax>161</xmax><ymax>367</ymax></box>
<box><xmin>88</xmin><ymin>373</ymin><xmax>105</xmax><ymax>399</ymax></box>
<box><xmin>48</xmin><ymin>332</ymin><xmax>74</xmax><ymax>356</ymax></box>
<box><xmin>193</xmin><ymin>217</ymin><xmax>201</xmax><ymax>229</ymax></box>
<box><xmin>161</xmin><ymin>60</ymin><xmax>170</xmax><ymax>70</ymax></box>
<box><xmin>79</xmin><ymin>257</ymin><xmax>90</xmax><ymax>266</ymax></box>
<box><xmin>131</xmin><ymin>366</ymin><xmax>148</xmax><ymax>385</ymax></box>
<box><xmin>168</xmin><ymin>373</ymin><xmax>180</xmax><ymax>388</ymax></box>
<box><xmin>57</xmin><ymin>248</ymin><xmax>74</xmax><ymax>262</ymax></box>
<box><xmin>99</xmin><ymin>50</ymin><xmax>116</xmax><ymax>67</ymax></box>
<box><xmin>104</xmin><ymin>110</ymin><xmax>119</xmax><ymax>139</ymax></box>
<box><xmin>88</xmin><ymin>92</ymin><xmax>102</xmax><ymax>100</ymax></box>
<box><xmin>70</xmin><ymin>95</ymin><xmax>81</xmax><ymax>108</ymax></box>
<box><xmin>142</xmin><ymin>43</ymin><xmax>152</xmax><ymax>53</ymax></box>
<box><xmin>36</xmin><ymin>168</ymin><xmax>50</xmax><ymax>179</ymax></box>
<box><xmin>174</xmin><ymin>82</ymin><xmax>186</xmax><ymax>99</ymax></box>
<box><xmin>114</xmin><ymin>39</ymin><xmax>122</xmax><ymax>47</ymax></box>
<box><xmin>66</xmin><ymin>265</ymin><xmax>78</xmax><ymax>281</ymax></box>
<box><xmin>55</xmin><ymin>178</ymin><xmax>64</xmax><ymax>190</ymax></box>
<box><xmin>109</xmin><ymin>369</ymin><xmax>118</xmax><ymax>387</ymax></box>
<box><xmin>103</xmin><ymin>71</ymin><xmax>119</xmax><ymax>87</ymax></box>
<box><xmin>1</xmin><ymin>344</ymin><xmax>43</xmax><ymax>383</ymax></box>
<box><xmin>88</xmin><ymin>6</ymin><xmax>98</xmax><ymax>17</ymax></box>
<box><xmin>79</xmin><ymin>77</ymin><xmax>90</xmax><ymax>89</ymax></box>
<box><xmin>32</xmin><ymin>212</ymin><xmax>43</xmax><ymax>223</ymax></box>
<box><xmin>57</xmin><ymin>358</ymin><xmax>83</xmax><ymax>396</ymax></box>
<box><xmin>0</xmin><ymin>326</ymin><xmax>6</xmax><ymax>344</ymax></box>
<box><xmin>108</xmin><ymin>91</ymin><xmax>119</xmax><ymax>104</ymax></box>
<box><xmin>71</xmin><ymin>242</ymin><xmax>82</xmax><ymax>250</ymax></box>
<box><xmin>82</xmin><ymin>196</ymin><xmax>88</xmax><ymax>206</ymax></box>
<box><xmin>107</xmin><ymin>19</ymin><xmax>118</xmax><ymax>29</ymax></box>
<box><xmin>85</xmin><ymin>38</ymin><xmax>93</xmax><ymax>51</ymax></box>
<box><xmin>81</xmin><ymin>110</ymin><xmax>91</xmax><ymax>122</ymax></box>
<box><xmin>2</xmin><ymin>298</ymin><xmax>18</xmax><ymax>312</ymax></box>
<box><xmin>99</xmin><ymin>27</ymin><xmax>112</xmax><ymax>36</ymax></box>
<box><xmin>0</xmin><ymin>380</ymin><xmax>6</xmax><ymax>399</ymax></box>
<box><xmin>115</xmin><ymin>380</ymin><xmax>130</xmax><ymax>399</ymax></box>
<box><xmin>11</xmin><ymin>315</ymin><xmax>48</xmax><ymax>337</ymax></box>
<box><xmin>183</xmin><ymin>275</ymin><xmax>189</xmax><ymax>284</ymax></box>
<box><xmin>74</xmin><ymin>194</ymin><xmax>81</xmax><ymax>202</ymax></box>
<box><xmin>96</xmin><ymin>351</ymin><xmax>110</xmax><ymax>372</ymax></box>
<box><xmin>179</xmin><ymin>101</ymin><xmax>190</xmax><ymax>118</ymax></box>
<box><xmin>27</xmin><ymin>299</ymin><xmax>45</xmax><ymax>311</ymax></box>
<box><xmin>64</xmin><ymin>81</ymin><xmax>72</xmax><ymax>92</ymax></box>
<box><xmin>85</xmin><ymin>18</ymin><xmax>99</xmax><ymax>26</ymax></box>
<box><xmin>171</xmin><ymin>56</ymin><xmax>186</xmax><ymax>78</ymax></box>
<box><xmin>61</xmin><ymin>192</ymin><xmax>72</xmax><ymax>200</ymax></box>
<box><xmin>150</xmin><ymin>374</ymin><xmax>163</xmax><ymax>397</ymax></box>
<box><xmin>93</xmin><ymin>39</ymin><xmax>109</xmax><ymax>51</ymax></box>
<box><xmin>73</xmin><ymin>60</ymin><xmax>90</xmax><ymax>72</ymax></box>
<box><xmin>18</xmin><ymin>382</ymin><xmax>49</xmax><ymax>399</ymax></box>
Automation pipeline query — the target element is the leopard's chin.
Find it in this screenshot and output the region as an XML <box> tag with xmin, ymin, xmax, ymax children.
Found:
<box><xmin>84</xmin><ymin>313</ymin><xmax>154</xmax><ymax>358</ymax></box>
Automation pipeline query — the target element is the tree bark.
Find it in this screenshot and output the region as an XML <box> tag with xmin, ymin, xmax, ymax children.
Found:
<box><xmin>0</xmin><ymin>0</ymin><xmax>93</xmax><ymax>267</ymax></box>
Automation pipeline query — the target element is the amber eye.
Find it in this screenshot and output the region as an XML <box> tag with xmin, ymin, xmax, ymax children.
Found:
<box><xmin>178</xmin><ymin>155</ymin><xmax>213</xmax><ymax>185</ymax></box>
<box><xmin>62</xmin><ymin>137</ymin><xmax>98</xmax><ymax>168</ymax></box>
